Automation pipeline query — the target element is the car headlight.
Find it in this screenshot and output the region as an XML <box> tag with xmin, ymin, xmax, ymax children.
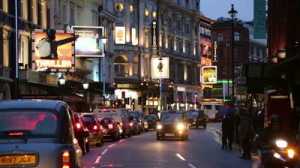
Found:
<box><xmin>176</xmin><ymin>123</ymin><xmax>185</xmax><ymax>130</ymax></box>
<box><xmin>275</xmin><ymin>139</ymin><xmax>288</xmax><ymax>148</ymax></box>
<box><xmin>287</xmin><ymin>149</ymin><xmax>295</xmax><ymax>159</ymax></box>
<box><xmin>156</xmin><ymin>124</ymin><xmax>163</xmax><ymax>130</ymax></box>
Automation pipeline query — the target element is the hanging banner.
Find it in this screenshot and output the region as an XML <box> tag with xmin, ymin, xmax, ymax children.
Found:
<box><xmin>115</xmin><ymin>26</ymin><xmax>126</xmax><ymax>44</ymax></box>
<box><xmin>72</xmin><ymin>26</ymin><xmax>105</xmax><ymax>57</ymax></box>
<box><xmin>151</xmin><ymin>57</ymin><xmax>169</xmax><ymax>79</ymax></box>
<box><xmin>32</xmin><ymin>29</ymin><xmax>75</xmax><ymax>72</ymax></box>
<box><xmin>254</xmin><ymin>0</ymin><xmax>266</xmax><ymax>39</ymax></box>
<box><xmin>151</xmin><ymin>20</ymin><xmax>158</xmax><ymax>48</ymax></box>
<box><xmin>201</xmin><ymin>66</ymin><xmax>217</xmax><ymax>84</ymax></box>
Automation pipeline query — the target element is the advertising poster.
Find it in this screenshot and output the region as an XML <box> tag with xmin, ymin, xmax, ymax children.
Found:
<box><xmin>201</xmin><ymin>66</ymin><xmax>217</xmax><ymax>84</ymax></box>
<box><xmin>151</xmin><ymin>57</ymin><xmax>169</xmax><ymax>79</ymax></box>
<box><xmin>72</xmin><ymin>26</ymin><xmax>104</xmax><ymax>57</ymax></box>
<box><xmin>32</xmin><ymin>29</ymin><xmax>75</xmax><ymax>72</ymax></box>
<box><xmin>115</xmin><ymin>26</ymin><xmax>126</xmax><ymax>44</ymax></box>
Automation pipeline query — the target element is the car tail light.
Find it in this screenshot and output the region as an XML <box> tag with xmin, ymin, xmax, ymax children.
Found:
<box><xmin>62</xmin><ymin>151</ymin><xmax>70</xmax><ymax>168</ymax></box>
<box><xmin>120</xmin><ymin>123</ymin><xmax>123</xmax><ymax>126</ymax></box>
<box><xmin>108</xmin><ymin>124</ymin><xmax>114</xmax><ymax>129</ymax></box>
<box><xmin>75</xmin><ymin>122</ymin><xmax>81</xmax><ymax>130</ymax></box>
<box><xmin>139</xmin><ymin>121</ymin><xmax>142</xmax><ymax>125</ymax></box>
<box><xmin>93</xmin><ymin>125</ymin><xmax>98</xmax><ymax>131</ymax></box>
<box><xmin>129</xmin><ymin>122</ymin><xmax>134</xmax><ymax>127</ymax></box>
<box><xmin>9</xmin><ymin>132</ymin><xmax>24</xmax><ymax>136</ymax></box>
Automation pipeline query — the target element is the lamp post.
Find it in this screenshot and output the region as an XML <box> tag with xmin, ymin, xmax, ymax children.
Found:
<box><xmin>83</xmin><ymin>82</ymin><xmax>89</xmax><ymax>111</ymax></box>
<box><xmin>58</xmin><ymin>74</ymin><xmax>66</xmax><ymax>100</ymax></box>
<box><xmin>101</xmin><ymin>38</ymin><xmax>107</xmax><ymax>106</ymax></box>
<box><xmin>228</xmin><ymin>4</ymin><xmax>237</xmax><ymax>105</ymax></box>
<box><xmin>158</xmin><ymin>57</ymin><xmax>163</xmax><ymax>111</ymax></box>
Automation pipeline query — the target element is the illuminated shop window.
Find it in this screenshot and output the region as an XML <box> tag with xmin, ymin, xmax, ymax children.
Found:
<box><xmin>144</xmin><ymin>8</ymin><xmax>149</xmax><ymax>16</ymax></box>
<box><xmin>115</xmin><ymin>3</ymin><xmax>124</xmax><ymax>12</ymax></box>
<box><xmin>114</xmin><ymin>56</ymin><xmax>129</xmax><ymax>77</ymax></box>
<box><xmin>130</xmin><ymin>5</ymin><xmax>134</xmax><ymax>12</ymax></box>
<box><xmin>152</xmin><ymin>11</ymin><xmax>157</xmax><ymax>18</ymax></box>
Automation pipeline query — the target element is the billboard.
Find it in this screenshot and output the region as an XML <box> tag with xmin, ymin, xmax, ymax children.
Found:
<box><xmin>72</xmin><ymin>26</ymin><xmax>104</xmax><ymax>57</ymax></box>
<box><xmin>151</xmin><ymin>57</ymin><xmax>169</xmax><ymax>79</ymax></box>
<box><xmin>32</xmin><ymin>29</ymin><xmax>75</xmax><ymax>72</ymax></box>
<box><xmin>201</xmin><ymin>66</ymin><xmax>217</xmax><ymax>84</ymax></box>
<box><xmin>115</xmin><ymin>26</ymin><xmax>126</xmax><ymax>44</ymax></box>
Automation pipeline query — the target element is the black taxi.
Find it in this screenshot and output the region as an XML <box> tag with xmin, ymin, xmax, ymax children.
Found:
<box><xmin>156</xmin><ymin>111</ymin><xmax>189</xmax><ymax>141</ymax></box>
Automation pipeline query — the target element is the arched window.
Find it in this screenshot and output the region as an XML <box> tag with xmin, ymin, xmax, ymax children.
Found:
<box><xmin>114</xmin><ymin>56</ymin><xmax>129</xmax><ymax>77</ymax></box>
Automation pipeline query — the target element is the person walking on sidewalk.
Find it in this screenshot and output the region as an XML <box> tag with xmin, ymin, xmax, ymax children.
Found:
<box><xmin>239</xmin><ymin>106</ymin><xmax>254</xmax><ymax>160</ymax></box>
<box><xmin>222</xmin><ymin>113</ymin><xmax>234</xmax><ymax>150</ymax></box>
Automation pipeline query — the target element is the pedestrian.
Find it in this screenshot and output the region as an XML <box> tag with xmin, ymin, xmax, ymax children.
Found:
<box><xmin>238</xmin><ymin>105</ymin><xmax>253</xmax><ymax>160</ymax></box>
<box><xmin>222</xmin><ymin>112</ymin><xmax>234</xmax><ymax>150</ymax></box>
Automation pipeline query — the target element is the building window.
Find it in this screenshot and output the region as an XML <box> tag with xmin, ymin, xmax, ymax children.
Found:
<box><xmin>217</xmin><ymin>33</ymin><xmax>223</xmax><ymax>42</ymax></box>
<box><xmin>114</xmin><ymin>56</ymin><xmax>129</xmax><ymax>77</ymax></box>
<box><xmin>174</xmin><ymin>38</ymin><xmax>177</xmax><ymax>51</ymax></box>
<box><xmin>133</xmin><ymin>56</ymin><xmax>138</xmax><ymax>76</ymax></box>
<box><xmin>115</xmin><ymin>3</ymin><xmax>124</xmax><ymax>12</ymax></box>
<box><xmin>129</xmin><ymin>5</ymin><xmax>134</xmax><ymax>12</ymax></box>
<box><xmin>234</xmin><ymin>48</ymin><xmax>239</xmax><ymax>58</ymax></box>
<box><xmin>19</xmin><ymin>36</ymin><xmax>29</xmax><ymax>69</ymax></box>
<box><xmin>144</xmin><ymin>8</ymin><xmax>149</xmax><ymax>16</ymax></box>
<box><xmin>234</xmin><ymin>32</ymin><xmax>240</xmax><ymax>41</ymax></box>
<box><xmin>185</xmin><ymin>0</ymin><xmax>189</xmax><ymax>6</ymax></box>
<box><xmin>194</xmin><ymin>43</ymin><xmax>197</xmax><ymax>55</ymax></box>
<box><xmin>256</xmin><ymin>47</ymin><xmax>260</xmax><ymax>56</ymax></box>
<box><xmin>251</xmin><ymin>46</ymin><xmax>254</xmax><ymax>55</ymax></box>
<box><xmin>165</xmin><ymin>35</ymin><xmax>168</xmax><ymax>49</ymax></box>
<box><xmin>144</xmin><ymin>29</ymin><xmax>149</xmax><ymax>48</ymax></box>
<box><xmin>21</xmin><ymin>0</ymin><xmax>28</xmax><ymax>20</ymax></box>
<box><xmin>70</xmin><ymin>8</ymin><xmax>75</xmax><ymax>25</ymax></box>
<box><xmin>183</xmin><ymin>40</ymin><xmax>186</xmax><ymax>53</ymax></box>
<box><xmin>3</xmin><ymin>31</ymin><xmax>9</xmax><ymax>67</ymax></box>
<box><xmin>159</xmin><ymin>33</ymin><xmax>162</xmax><ymax>47</ymax></box>
<box><xmin>32</xmin><ymin>0</ymin><xmax>38</xmax><ymax>24</ymax></box>
<box><xmin>41</xmin><ymin>1</ymin><xmax>47</xmax><ymax>28</ymax></box>
<box><xmin>152</xmin><ymin>11</ymin><xmax>157</xmax><ymax>18</ymax></box>
<box><xmin>2</xmin><ymin>0</ymin><xmax>8</xmax><ymax>12</ymax></box>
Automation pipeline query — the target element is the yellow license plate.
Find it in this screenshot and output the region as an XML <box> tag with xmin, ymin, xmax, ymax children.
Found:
<box><xmin>0</xmin><ymin>154</ymin><xmax>37</xmax><ymax>166</ymax></box>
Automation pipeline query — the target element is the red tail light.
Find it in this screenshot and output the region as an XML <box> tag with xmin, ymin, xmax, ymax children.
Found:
<box><xmin>108</xmin><ymin>124</ymin><xmax>114</xmax><ymax>129</ymax></box>
<box><xmin>9</xmin><ymin>132</ymin><xmax>24</xmax><ymax>136</ymax></box>
<box><xmin>120</xmin><ymin>123</ymin><xmax>123</xmax><ymax>126</ymax></box>
<box><xmin>129</xmin><ymin>123</ymin><xmax>134</xmax><ymax>127</ymax></box>
<box><xmin>62</xmin><ymin>151</ymin><xmax>70</xmax><ymax>168</ymax></box>
<box><xmin>75</xmin><ymin>123</ymin><xmax>81</xmax><ymax>130</ymax></box>
<box><xmin>93</xmin><ymin>125</ymin><xmax>98</xmax><ymax>131</ymax></box>
<box><xmin>139</xmin><ymin>121</ymin><xmax>142</xmax><ymax>125</ymax></box>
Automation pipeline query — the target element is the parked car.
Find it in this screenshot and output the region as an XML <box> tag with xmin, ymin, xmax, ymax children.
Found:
<box><xmin>128</xmin><ymin>111</ymin><xmax>148</xmax><ymax>131</ymax></box>
<box><xmin>98</xmin><ymin>117</ymin><xmax>120</xmax><ymax>141</ymax></box>
<box><xmin>128</xmin><ymin>116</ymin><xmax>142</xmax><ymax>135</ymax></box>
<box><xmin>0</xmin><ymin>100</ymin><xmax>82</xmax><ymax>168</ymax></box>
<box><xmin>201</xmin><ymin>103</ymin><xmax>224</xmax><ymax>121</ymax></box>
<box><xmin>144</xmin><ymin>115</ymin><xmax>159</xmax><ymax>130</ymax></box>
<box><xmin>186</xmin><ymin>110</ymin><xmax>207</xmax><ymax>129</ymax></box>
<box><xmin>156</xmin><ymin>111</ymin><xmax>189</xmax><ymax>141</ymax></box>
<box><xmin>93</xmin><ymin>108</ymin><xmax>131</xmax><ymax>138</ymax></box>
<box><xmin>72</xmin><ymin>112</ymin><xmax>90</xmax><ymax>155</ymax></box>
<box><xmin>80</xmin><ymin>113</ymin><xmax>104</xmax><ymax>147</ymax></box>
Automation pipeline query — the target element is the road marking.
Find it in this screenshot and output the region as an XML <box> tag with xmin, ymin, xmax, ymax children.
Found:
<box><xmin>119</xmin><ymin>139</ymin><xmax>125</xmax><ymax>143</ymax></box>
<box><xmin>94</xmin><ymin>156</ymin><xmax>101</xmax><ymax>164</ymax></box>
<box><xmin>101</xmin><ymin>149</ymin><xmax>108</xmax><ymax>155</ymax></box>
<box><xmin>109</xmin><ymin>144</ymin><xmax>116</xmax><ymax>148</ymax></box>
<box><xmin>188</xmin><ymin>163</ymin><xmax>197</xmax><ymax>168</ymax></box>
<box><xmin>176</xmin><ymin>153</ymin><xmax>186</xmax><ymax>161</ymax></box>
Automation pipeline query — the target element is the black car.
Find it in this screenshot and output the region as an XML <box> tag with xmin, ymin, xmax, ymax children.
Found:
<box><xmin>156</xmin><ymin>111</ymin><xmax>189</xmax><ymax>141</ymax></box>
<box><xmin>98</xmin><ymin>117</ymin><xmax>120</xmax><ymax>141</ymax></box>
<box><xmin>80</xmin><ymin>113</ymin><xmax>104</xmax><ymax>147</ymax></box>
<box><xmin>128</xmin><ymin>116</ymin><xmax>142</xmax><ymax>135</ymax></box>
<box><xmin>144</xmin><ymin>115</ymin><xmax>158</xmax><ymax>130</ymax></box>
<box><xmin>72</xmin><ymin>112</ymin><xmax>90</xmax><ymax>155</ymax></box>
<box><xmin>186</xmin><ymin>110</ymin><xmax>207</xmax><ymax>129</ymax></box>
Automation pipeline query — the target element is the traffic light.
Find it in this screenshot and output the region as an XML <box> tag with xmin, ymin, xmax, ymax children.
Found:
<box><xmin>138</xmin><ymin>97</ymin><xmax>142</xmax><ymax>105</ymax></box>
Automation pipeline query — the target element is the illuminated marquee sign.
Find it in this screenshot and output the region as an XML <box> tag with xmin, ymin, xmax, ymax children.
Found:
<box><xmin>32</xmin><ymin>29</ymin><xmax>75</xmax><ymax>72</ymax></box>
<box><xmin>72</xmin><ymin>26</ymin><xmax>105</xmax><ymax>57</ymax></box>
<box><xmin>151</xmin><ymin>57</ymin><xmax>169</xmax><ymax>79</ymax></box>
<box><xmin>115</xmin><ymin>26</ymin><xmax>126</xmax><ymax>44</ymax></box>
<box><xmin>151</xmin><ymin>20</ymin><xmax>158</xmax><ymax>48</ymax></box>
<box><xmin>201</xmin><ymin>66</ymin><xmax>217</xmax><ymax>84</ymax></box>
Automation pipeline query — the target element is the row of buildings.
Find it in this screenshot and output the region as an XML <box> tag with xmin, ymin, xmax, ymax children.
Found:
<box><xmin>0</xmin><ymin>0</ymin><xmax>268</xmax><ymax>114</ymax></box>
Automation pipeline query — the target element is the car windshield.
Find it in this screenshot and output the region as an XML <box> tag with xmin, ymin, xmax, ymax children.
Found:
<box><xmin>129</xmin><ymin>112</ymin><xmax>141</xmax><ymax>119</ymax></box>
<box><xmin>186</xmin><ymin>111</ymin><xmax>199</xmax><ymax>118</ymax></box>
<box><xmin>160</xmin><ymin>113</ymin><xmax>182</xmax><ymax>122</ymax></box>
<box><xmin>81</xmin><ymin>115</ymin><xmax>96</xmax><ymax>124</ymax></box>
<box><xmin>0</xmin><ymin>111</ymin><xmax>58</xmax><ymax>138</ymax></box>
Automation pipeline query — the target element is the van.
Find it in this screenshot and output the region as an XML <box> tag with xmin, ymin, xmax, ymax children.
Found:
<box><xmin>201</xmin><ymin>103</ymin><xmax>224</xmax><ymax>120</ymax></box>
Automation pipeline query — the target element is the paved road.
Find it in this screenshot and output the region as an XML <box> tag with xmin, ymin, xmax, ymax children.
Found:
<box><xmin>83</xmin><ymin>123</ymin><xmax>257</xmax><ymax>168</ymax></box>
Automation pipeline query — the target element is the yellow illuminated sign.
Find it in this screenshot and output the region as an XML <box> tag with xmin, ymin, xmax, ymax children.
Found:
<box><xmin>201</xmin><ymin>66</ymin><xmax>217</xmax><ymax>84</ymax></box>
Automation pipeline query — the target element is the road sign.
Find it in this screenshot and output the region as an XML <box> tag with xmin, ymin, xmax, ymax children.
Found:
<box><xmin>237</xmin><ymin>77</ymin><xmax>246</xmax><ymax>85</ymax></box>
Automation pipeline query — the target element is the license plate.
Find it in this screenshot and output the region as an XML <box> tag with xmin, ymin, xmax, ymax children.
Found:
<box><xmin>0</xmin><ymin>154</ymin><xmax>37</xmax><ymax>166</ymax></box>
<box><xmin>165</xmin><ymin>133</ymin><xmax>175</xmax><ymax>137</ymax></box>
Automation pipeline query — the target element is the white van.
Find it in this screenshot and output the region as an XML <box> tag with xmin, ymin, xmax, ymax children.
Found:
<box><xmin>201</xmin><ymin>103</ymin><xmax>224</xmax><ymax>120</ymax></box>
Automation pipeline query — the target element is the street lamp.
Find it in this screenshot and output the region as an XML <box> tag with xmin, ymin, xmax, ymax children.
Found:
<box><xmin>158</xmin><ymin>57</ymin><xmax>163</xmax><ymax>111</ymax></box>
<box><xmin>83</xmin><ymin>82</ymin><xmax>89</xmax><ymax>111</ymax></box>
<box><xmin>58</xmin><ymin>74</ymin><xmax>66</xmax><ymax>100</ymax></box>
<box><xmin>228</xmin><ymin>4</ymin><xmax>237</xmax><ymax>105</ymax></box>
<box><xmin>99</xmin><ymin>38</ymin><xmax>107</xmax><ymax>106</ymax></box>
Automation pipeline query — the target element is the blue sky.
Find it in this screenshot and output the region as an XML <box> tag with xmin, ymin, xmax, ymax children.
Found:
<box><xmin>200</xmin><ymin>0</ymin><xmax>254</xmax><ymax>21</ymax></box>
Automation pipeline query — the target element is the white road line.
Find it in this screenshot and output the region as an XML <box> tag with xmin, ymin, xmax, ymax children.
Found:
<box><xmin>101</xmin><ymin>149</ymin><xmax>108</xmax><ymax>155</ymax></box>
<box><xmin>108</xmin><ymin>144</ymin><xmax>116</xmax><ymax>148</ymax></box>
<box><xmin>188</xmin><ymin>163</ymin><xmax>197</xmax><ymax>168</ymax></box>
<box><xmin>176</xmin><ymin>153</ymin><xmax>186</xmax><ymax>161</ymax></box>
<box><xmin>94</xmin><ymin>156</ymin><xmax>102</xmax><ymax>164</ymax></box>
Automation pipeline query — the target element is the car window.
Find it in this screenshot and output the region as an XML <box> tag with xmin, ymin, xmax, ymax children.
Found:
<box><xmin>204</xmin><ymin>105</ymin><xmax>212</xmax><ymax>110</ymax></box>
<box><xmin>81</xmin><ymin>115</ymin><xmax>96</xmax><ymax>124</ymax></box>
<box><xmin>129</xmin><ymin>112</ymin><xmax>140</xmax><ymax>119</ymax></box>
<box><xmin>0</xmin><ymin>111</ymin><xmax>58</xmax><ymax>138</ymax></box>
<box><xmin>186</xmin><ymin>112</ymin><xmax>199</xmax><ymax>118</ymax></box>
<box><xmin>215</xmin><ymin>105</ymin><xmax>223</xmax><ymax>110</ymax></box>
<box><xmin>160</xmin><ymin>113</ymin><xmax>182</xmax><ymax>122</ymax></box>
